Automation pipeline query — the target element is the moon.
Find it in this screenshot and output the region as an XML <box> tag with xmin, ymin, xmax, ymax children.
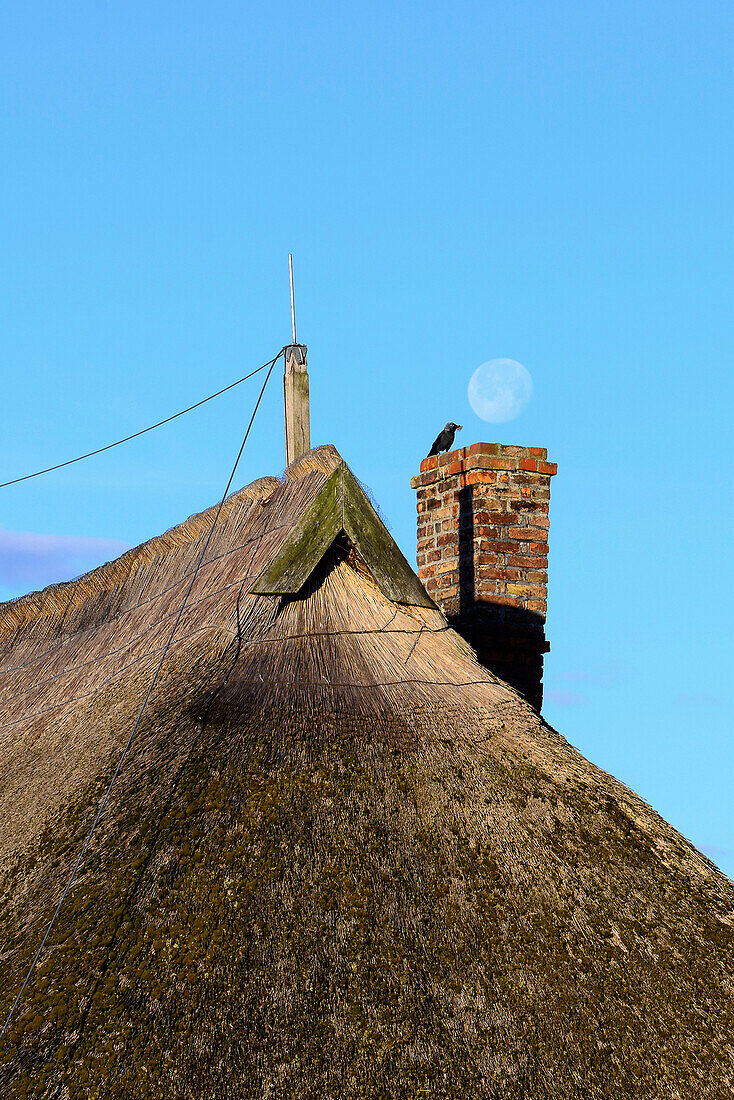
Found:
<box><xmin>468</xmin><ymin>359</ymin><xmax>533</xmax><ymax>423</ymax></box>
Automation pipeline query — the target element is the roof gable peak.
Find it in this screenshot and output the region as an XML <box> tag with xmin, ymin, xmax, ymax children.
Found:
<box><xmin>250</xmin><ymin>461</ymin><xmax>435</xmax><ymax>608</ymax></box>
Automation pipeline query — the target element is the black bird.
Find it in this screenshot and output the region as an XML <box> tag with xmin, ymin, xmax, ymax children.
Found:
<box><xmin>427</xmin><ymin>422</ymin><xmax>463</xmax><ymax>457</ymax></box>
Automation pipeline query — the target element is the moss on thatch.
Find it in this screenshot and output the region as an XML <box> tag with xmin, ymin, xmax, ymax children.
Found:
<box><xmin>251</xmin><ymin>463</ymin><xmax>434</xmax><ymax>608</ymax></box>
<box><xmin>0</xmin><ymin>446</ymin><xmax>732</xmax><ymax>1098</ymax></box>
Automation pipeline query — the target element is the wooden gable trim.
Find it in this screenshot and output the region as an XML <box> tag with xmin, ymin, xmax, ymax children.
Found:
<box><xmin>249</xmin><ymin>464</ymin><xmax>435</xmax><ymax>608</ymax></box>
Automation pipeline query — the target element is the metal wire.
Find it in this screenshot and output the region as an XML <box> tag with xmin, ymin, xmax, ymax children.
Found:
<box><xmin>224</xmin><ymin>676</ymin><xmax>496</xmax><ymax>690</ymax></box>
<box><xmin>0</xmin><ymin>352</ymin><xmax>285</xmax><ymax>489</ymax></box>
<box><xmin>0</xmin><ymin>618</ymin><xmax>449</xmax><ymax>720</ymax></box>
<box><xmin>0</xmin><ymin>349</ymin><xmax>282</xmax><ymax>1042</ymax></box>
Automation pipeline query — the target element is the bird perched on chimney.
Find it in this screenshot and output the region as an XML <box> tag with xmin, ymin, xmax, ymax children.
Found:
<box><xmin>427</xmin><ymin>422</ymin><xmax>462</xmax><ymax>457</ymax></box>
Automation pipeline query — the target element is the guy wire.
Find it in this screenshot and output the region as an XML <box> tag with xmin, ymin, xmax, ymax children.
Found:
<box><xmin>0</xmin><ymin>353</ymin><xmax>282</xmax><ymax>489</ymax></box>
<box><xmin>0</xmin><ymin>347</ymin><xmax>284</xmax><ymax>1041</ymax></box>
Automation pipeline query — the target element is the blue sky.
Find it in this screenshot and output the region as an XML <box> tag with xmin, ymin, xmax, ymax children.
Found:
<box><xmin>1</xmin><ymin>1</ymin><xmax>732</xmax><ymax>876</ymax></box>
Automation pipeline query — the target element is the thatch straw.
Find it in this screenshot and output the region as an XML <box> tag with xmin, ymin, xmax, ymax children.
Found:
<box><xmin>0</xmin><ymin>446</ymin><xmax>732</xmax><ymax>1098</ymax></box>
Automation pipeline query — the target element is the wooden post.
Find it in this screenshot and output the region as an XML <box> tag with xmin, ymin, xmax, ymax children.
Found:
<box><xmin>284</xmin><ymin>343</ymin><xmax>310</xmax><ymax>465</ymax></box>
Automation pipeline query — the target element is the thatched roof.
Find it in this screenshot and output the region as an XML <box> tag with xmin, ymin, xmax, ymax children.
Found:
<box><xmin>0</xmin><ymin>445</ymin><xmax>732</xmax><ymax>1098</ymax></box>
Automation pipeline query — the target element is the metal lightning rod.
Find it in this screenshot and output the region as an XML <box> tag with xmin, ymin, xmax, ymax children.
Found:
<box><xmin>283</xmin><ymin>255</ymin><xmax>310</xmax><ymax>464</ymax></box>
<box><xmin>288</xmin><ymin>253</ymin><xmax>297</xmax><ymax>345</ymax></box>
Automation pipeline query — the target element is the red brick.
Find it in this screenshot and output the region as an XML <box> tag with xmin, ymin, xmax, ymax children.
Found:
<box><xmin>420</xmin><ymin>564</ymin><xmax>437</xmax><ymax>578</ymax></box>
<box><xmin>510</xmin><ymin>471</ymin><xmax>546</xmax><ymax>486</ymax></box>
<box><xmin>508</xmin><ymin>553</ymin><xmax>548</xmax><ymax>568</ymax></box>
<box><xmin>529</xmin><ymin>447</ymin><xmax>546</xmax><ymax>458</ymax></box>
<box><xmin>519</xmin><ymin>458</ymin><xmax>538</xmax><ymax>472</ymax></box>
<box><xmin>482</xmin><ymin>539</ymin><xmax>516</xmax><ymax>553</ymax></box>
<box><xmin>465</xmin><ymin>470</ymin><xmax>498</xmax><ymax>486</ymax></box>
<box><xmin>468</xmin><ymin>442</ymin><xmax>500</xmax><ymax>457</ymax></box>
<box><xmin>465</xmin><ymin>454</ymin><xmax>493</xmax><ymax>472</ymax></box>
<box><xmin>528</xmin><ymin>542</ymin><xmax>549</xmax><ymax>556</ymax></box>
<box><xmin>427</xmin><ymin>549</ymin><xmax>441</xmax><ymax>563</ymax></box>
<box><xmin>473</xmin><ymin>509</ymin><xmax>506</xmax><ymax>525</ymax></box>
<box><xmin>538</xmin><ymin>461</ymin><xmax>557</xmax><ymax>476</ymax></box>
<box><xmin>475</xmin><ymin>512</ymin><xmax>518</xmax><ymax>528</ymax></box>
<box><xmin>469</xmin><ymin>495</ymin><xmax>502</xmax><ymax>512</ymax></box>
<box><xmin>476</xmin><ymin>564</ymin><xmax>524</xmax><ymax>580</ymax></box>
<box><xmin>526</xmin><ymin>599</ymin><xmax>547</xmax><ymax>613</ymax></box>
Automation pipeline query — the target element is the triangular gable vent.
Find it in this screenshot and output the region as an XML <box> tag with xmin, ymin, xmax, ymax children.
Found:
<box><xmin>250</xmin><ymin>463</ymin><xmax>435</xmax><ymax>608</ymax></box>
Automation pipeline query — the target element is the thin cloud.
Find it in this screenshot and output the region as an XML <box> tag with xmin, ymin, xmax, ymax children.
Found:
<box><xmin>0</xmin><ymin>527</ymin><xmax>129</xmax><ymax>594</ymax></box>
<box><xmin>674</xmin><ymin>694</ymin><xmax>723</xmax><ymax>707</ymax></box>
<box><xmin>557</xmin><ymin>663</ymin><xmax>627</xmax><ymax>688</ymax></box>
<box><xmin>545</xmin><ymin>689</ymin><xmax>586</xmax><ymax>707</ymax></box>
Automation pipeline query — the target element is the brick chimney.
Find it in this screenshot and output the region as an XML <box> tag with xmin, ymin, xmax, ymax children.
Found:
<box><xmin>411</xmin><ymin>443</ymin><xmax>557</xmax><ymax>711</ymax></box>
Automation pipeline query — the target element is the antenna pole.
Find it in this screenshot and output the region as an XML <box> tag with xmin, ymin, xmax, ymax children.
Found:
<box><xmin>288</xmin><ymin>253</ymin><xmax>297</xmax><ymax>345</ymax></box>
<box><xmin>284</xmin><ymin>254</ymin><xmax>310</xmax><ymax>465</ymax></box>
